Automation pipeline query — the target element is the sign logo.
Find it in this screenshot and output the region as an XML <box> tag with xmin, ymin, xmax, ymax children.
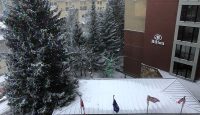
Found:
<box><xmin>151</xmin><ymin>34</ymin><xmax>164</xmax><ymax>45</ymax></box>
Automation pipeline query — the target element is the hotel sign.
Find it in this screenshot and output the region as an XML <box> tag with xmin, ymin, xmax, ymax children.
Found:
<box><xmin>151</xmin><ymin>34</ymin><xmax>164</xmax><ymax>46</ymax></box>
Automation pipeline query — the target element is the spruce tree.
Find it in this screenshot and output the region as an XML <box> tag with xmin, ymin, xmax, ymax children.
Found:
<box><xmin>99</xmin><ymin>4</ymin><xmax>121</xmax><ymax>57</ymax></box>
<box><xmin>108</xmin><ymin>0</ymin><xmax>125</xmax><ymax>55</ymax></box>
<box><xmin>65</xmin><ymin>8</ymin><xmax>78</xmax><ymax>46</ymax></box>
<box><xmin>3</xmin><ymin>0</ymin><xmax>77</xmax><ymax>114</ymax></box>
<box><xmin>69</xmin><ymin>20</ymin><xmax>93</xmax><ymax>77</ymax></box>
<box><xmin>73</xmin><ymin>21</ymin><xmax>85</xmax><ymax>47</ymax></box>
<box><xmin>85</xmin><ymin>0</ymin><xmax>103</xmax><ymax>71</ymax></box>
<box><xmin>87</xmin><ymin>0</ymin><xmax>100</xmax><ymax>53</ymax></box>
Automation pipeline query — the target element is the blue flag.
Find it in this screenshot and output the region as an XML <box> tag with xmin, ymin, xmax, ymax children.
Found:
<box><xmin>113</xmin><ymin>98</ymin><xmax>119</xmax><ymax>113</ymax></box>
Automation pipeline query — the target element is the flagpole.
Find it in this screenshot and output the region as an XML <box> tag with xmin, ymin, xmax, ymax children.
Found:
<box><xmin>178</xmin><ymin>96</ymin><xmax>186</xmax><ymax>114</ymax></box>
<box><xmin>180</xmin><ymin>102</ymin><xmax>184</xmax><ymax>114</ymax></box>
<box><xmin>147</xmin><ymin>101</ymin><xmax>149</xmax><ymax>114</ymax></box>
<box><xmin>81</xmin><ymin>106</ymin><xmax>82</xmax><ymax>114</ymax></box>
<box><xmin>83</xmin><ymin>106</ymin><xmax>85</xmax><ymax>115</ymax></box>
<box><xmin>80</xmin><ymin>97</ymin><xmax>82</xmax><ymax>115</ymax></box>
<box><xmin>113</xmin><ymin>95</ymin><xmax>115</xmax><ymax>114</ymax></box>
<box><xmin>147</xmin><ymin>95</ymin><xmax>149</xmax><ymax>114</ymax></box>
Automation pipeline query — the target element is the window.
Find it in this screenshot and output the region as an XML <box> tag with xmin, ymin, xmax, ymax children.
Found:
<box><xmin>80</xmin><ymin>1</ymin><xmax>86</xmax><ymax>5</ymax></box>
<box><xmin>178</xmin><ymin>26</ymin><xmax>199</xmax><ymax>43</ymax></box>
<box><xmin>53</xmin><ymin>2</ymin><xmax>57</xmax><ymax>6</ymax></box>
<box><xmin>100</xmin><ymin>1</ymin><xmax>102</xmax><ymax>5</ymax></box>
<box><xmin>175</xmin><ymin>44</ymin><xmax>196</xmax><ymax>61</ymax></box>
<box><xmin>180</xmin><ymin>5</ymin><xmax>200</xmax><ymax>22</ymax></box>
<box><xmin>173</xmin><ymin>62</ymin><xmax>192</xmax><ymax>78</ymax></box>
<box><xmin>69</xmin><ymin>2</ymin><xmax>72</xmax><ymax>6</ymax></box>
<box><xmin>66</xmin><ymin>7</ymin><xmax>69</xmax><ymax>11</ymax></box>
<box><xmin>80</xmin><ymin>6</ymin><xmax>87</xmax><ymax>10</ymax></box>
<box><xmin>125</xmin><ymin>0</ymin><xmax>147</xmax><ymax>32</ymax></box>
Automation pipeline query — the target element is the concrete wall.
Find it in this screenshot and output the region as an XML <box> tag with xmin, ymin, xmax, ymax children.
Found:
<box><xmin>196</xmin><ymin>52</ymin><xmax>200</xmax><ymax>80</ymax></box>
<box><xmin>169</xmin><ymin>0</ymin><xmax>200</xmax><ymax>81</ymax></box>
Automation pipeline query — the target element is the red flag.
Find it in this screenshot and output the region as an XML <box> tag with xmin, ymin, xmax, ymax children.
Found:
<box><xmin>147</xmin><ymin>95</ymin><xmax>160</xmax><ymax>103</ymax></box>
<box><xmin>80</xmin><ymin>98</ymin><xmax>85</xmax><ymax>108</ymax></box>
<box><xmin>177</xmin><ymin>96</ymin><xmax>186</xmax><ymax>104</ymax></box>
<box><xmin>80</xmin><ymin>97</ymin><xmax>85</xmax><ymax>115</ymax></box>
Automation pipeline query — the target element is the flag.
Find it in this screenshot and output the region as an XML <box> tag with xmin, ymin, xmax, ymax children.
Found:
<box><xmin>177</xmin><ymin>96</ymin><xmax>186</xmax><ymax>104</ymax></box>
<box><xmin>113</xmin><ymin>96</ymin><xmax>119</xmax><ymax>113</ymax></box>
<box><xmin>178</xmin><ymin>96</ymin><xmax>186</xmax><ymax>114</ymax></box>
<box><xmin>80</xmin><ymin>98</ymin><xmax>84</xmax><ymax>108</ymax></box>
<box><xmin>147</xmin><ymin>95</ymin><xmax>160</xmax><ymax>103</ymax></box>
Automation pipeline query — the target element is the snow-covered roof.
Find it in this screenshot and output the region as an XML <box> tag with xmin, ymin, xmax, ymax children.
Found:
<box><xmin>0</xmin><ymin>75</ymin><xmax>5</xmax><ymax>83</ymax></box>
<box><xmin>0</xmin><ymin>75</ymin><xmax>9</xmax><ymax>115</ymax></box>
<box><xmin>54</xmin><ymin>79</ymin><xmax>200</xmax><ymax>114</ymax></box>
<box><xmin>0</xmin><ymin>22</ymin><xmax>6</xmax><ymax>41</ymax></box>
<box><xmin>0</xmin><ymin>35</ymin><xmax>4</xmax><ymax>41</ymax></box>
<box><xmin>0</xmin><ymin>22</ymin><xmax>6</xmax><ymax>29</ymax></box>
<box><xmin>0</xmin><ymin>100</ymin><xmax>9</xmax><ymax>114</ymax></box>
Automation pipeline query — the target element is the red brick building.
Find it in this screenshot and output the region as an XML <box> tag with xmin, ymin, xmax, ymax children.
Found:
<box><xmin>124</xmin><ymin>0</ymin><xmax>200</xmax><ymax>81</ymax></box>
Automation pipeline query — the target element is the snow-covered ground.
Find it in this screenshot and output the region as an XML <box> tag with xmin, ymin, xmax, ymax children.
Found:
<box><xmin>0</xmin><ymin>22</ymin><xmax>6</xmax><ymax>29</ymax></box>
<box><xmin>53</xmin><ymin>79</ymin><xmax>200</xmax><ymax>114</ymax></box>
<box><xmin>77</xmin><ymin>70</ymin><xmax>132</xmax><ymax>79</ymax></box>
<box><xmin>158</xmin><ymin>69</ymin><xmax>176</xmax><ymax>79</ymax></box>
<box><xmin>0</xmin><ymin>75</ymin><xmax>5</xmax><ymax>83</ymax></box>
<box><xmin>1</xmin><ymin>71</ymin><xmax>200</xmax><ymax>114</ymax></box>
<box><xmin>0</xmin><ymin>100</ymin><xmax>9</xmax><ymax>115</ymax></box>
<box><xmin>0</xmin><ymin>75</ymin><xmax>9</xmax><ymax>115</ymax></box>
<box><xmin>197</xmin><ymin>80</ymin><xmax>200</xmax><ymax>87</ymax></box>
<box><xmin>0</xmin><ymin>35</ymin><xmax>4</xmax><ymax>41</ymax></box>
<box><xmin>0</xmin><ymin>21</ymin><xmax>6</xmax><ymax>40</ymax></box>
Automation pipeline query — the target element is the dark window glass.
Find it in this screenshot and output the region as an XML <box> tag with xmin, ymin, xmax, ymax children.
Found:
<box><xmin>197</xmin><ymin>6</ymin><xmax>200</xmax><ymax>22</ymax></box>
<box><xmin>178</xmin><ymin>26</ymin><xmax>184</xmax><ymax>41</ymax></box>
<box><xmin>193</xmin><ymin>27</ymin><xmax>199</xmax><ymax>43</ymax></box>
<box><xmin>175</xmin><ymin>44</ymin><xmax>196</xmax><ymax>61</ymax></box>
<box><xmin>173</xmin><ymin>62</ymin><xmax>192</xmax><ymax>78</ymax></box>
<box><xmin>180</xmin><ymin>5</ymin><xmax>200</xmax><ymax>22</ymax></box>
<box><xmin>175</xmin><ymin>44</ymin><xmax>181</xmax><ymax>58</ymax></box>
<box><xmin>80</xmin><ymin>6</ymin><xmax>87</xmax><ymax>10</ymax></box>
<box><xmin>189</xmin><ymin>48</ymin><xmax>196</xmax><ymax>61</ymax></box>
<box><xmin>177</xmin><ymin>26</ymin><xmax>199</xmax><ymax>43</ymax></box>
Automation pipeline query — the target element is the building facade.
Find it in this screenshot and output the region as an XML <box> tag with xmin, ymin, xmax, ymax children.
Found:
<box><xmin>49</xmin><ymin>0</ymin><xmax>107</xmax><ymax>23</ymax></box>
<box><xmin>0</xmin><ymin>0</ymin><xmax>107</xmax><ymax>22</ymax></box>
<box><xmin>124</xmin><ymin>0</ymin><xmax>200</xmax><ymax>81</ymax></box>
<box><xmin>0</xmin><ymin>0</ymin><xmax>10</xmax><ymax>16</ymax></box>
<box><xmin>170</xmin><ymin>0</ymin><xmax>200</xmax><ymax>81</ymax></box>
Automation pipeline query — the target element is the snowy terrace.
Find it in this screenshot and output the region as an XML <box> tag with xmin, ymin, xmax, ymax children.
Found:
<box><xmin>0</xmin><ymin>77</ymin><xmax>200</xmax><ymax>114</ymax></box>
<box><xmin>53</xmin><ymin>79</ymin><xmax>200</xmax><ymax>114</ymax></box>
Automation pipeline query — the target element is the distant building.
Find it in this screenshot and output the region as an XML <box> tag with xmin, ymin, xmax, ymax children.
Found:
<box><xmin>0</xmin><ymin>21</ymin><xmax>8</xmax><ymax>75</ymax></box>
<box><xmin>0</xmin><ymin>0</ymin><xmax>108</xmax><ymax>22</ymax></box>
<box><xmin>0</xmin><ymin>0</ymin><xmax>11</xmax><ymax>14</ymax></box>
<box><xmin>124</xmin><ymin>0</ymin><xmax>200</xmax><ymax>81</ymax></box>
<box><xmin>49</xmin><ymin>0</ymin><xmax>107</xmax><ymax>23</ymax></box>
